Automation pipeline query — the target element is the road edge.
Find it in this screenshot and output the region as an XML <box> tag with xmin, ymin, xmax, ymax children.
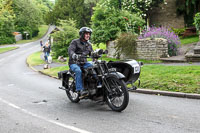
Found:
<box><xmin>132</xmin><ymin>88</ymin><xmax>200</xmax><ymax>99</ymax></box>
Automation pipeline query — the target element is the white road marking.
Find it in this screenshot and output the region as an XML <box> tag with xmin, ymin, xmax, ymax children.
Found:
<box><xmin>7</xmin><ymin>84</ymin><xmax>15</xmax><ymax>87</ymax></box>
<box><xmin>0</xmin><ymin>98</ymin><xmax>92</xmax><ymax>133</ymax></box>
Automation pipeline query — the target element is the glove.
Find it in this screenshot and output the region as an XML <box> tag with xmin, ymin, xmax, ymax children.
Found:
<box><xmin>72</xmin><ymin>53</ymin><xmax>80</xmax><ymax>60</ymax></box>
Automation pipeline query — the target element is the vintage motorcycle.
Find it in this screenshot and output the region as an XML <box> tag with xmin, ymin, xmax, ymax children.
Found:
<box><xmin>58</xmin><ymin>49</ymin><xmax>142</xmax><ymax>112</ymax></box>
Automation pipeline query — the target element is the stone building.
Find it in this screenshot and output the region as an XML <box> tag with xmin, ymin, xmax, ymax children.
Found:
<box><xmin>149</xmin><ymin>0</ymin><xmax>185</xmax><ymax>29</ymax></box>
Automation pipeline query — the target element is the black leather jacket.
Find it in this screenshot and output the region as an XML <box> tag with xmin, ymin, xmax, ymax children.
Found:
<box><xmin>68</xmin><ymin>38</ymin><xmax>93</xmax><ymax>65</ymax></box>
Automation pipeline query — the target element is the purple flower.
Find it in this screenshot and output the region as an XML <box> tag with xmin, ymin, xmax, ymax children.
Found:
<box><xmin>138</xmin><ymin>26</ymin><xmax>181</xmax><ymax>56</ymax></box>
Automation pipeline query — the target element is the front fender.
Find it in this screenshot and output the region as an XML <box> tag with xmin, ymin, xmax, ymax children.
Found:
<box><xmin>107</xmin><ymin>72</ymin><xmax>125</xmax><ymax>80</ymax></box>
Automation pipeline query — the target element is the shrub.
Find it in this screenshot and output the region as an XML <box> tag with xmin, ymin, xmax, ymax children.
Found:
<box><xmin>91</xmin><ymin>1</ymin><xmax>145</xmax><ymax>44</ymax></box>
<box><xmin>32</xmin><ymin>27</ymin><xmax>39</xmax><ymax>38</ymax></box>
<box><xmin>0</xmin><ymin>36</ymin><xmax>16</xmax><ymax>44</ymax></box>
<box><xmin>51</xmin><ymin>19</ymin><xmax>79</xmax><ymax>58</ymax></box>
<box><xmin>115</xmin><ymin>32</ymin><xmax>138</xmax><ymax>59</ymax></box>
<box><xmin>194</xmin><ymin>12</ymin><xmax>200</xmax><ymax>33</ymax></box>
<box><xmin>171</xmin><ymin>27</ymin><xmax>185</xmax><ymax>37</ymax></box>
<box><xmin>139</xmin><ymin>27</ymin><xmax>181</xmax><ymax>56</ymax></box>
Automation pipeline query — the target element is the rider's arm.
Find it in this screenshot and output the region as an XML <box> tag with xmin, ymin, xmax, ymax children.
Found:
<box><xmin>68</xmin><ymin>40</ymin><xmax>77</xmax><ymax>57</ymax></box>
<box><xmin>87</xmin><ymin>41</ymin><xmax>93</xmax><ymax>56</ymax></box>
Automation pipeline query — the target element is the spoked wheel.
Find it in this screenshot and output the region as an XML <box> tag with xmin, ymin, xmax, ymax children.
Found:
<box><xmin>106</xmin><ymin>76</ymin><xmax>129</xmax><ymax>112</ymax></box>
<box><xmin>66</xmin><ymin>75</ymin><xmax>80</xmax><ymax>103</ymax></box>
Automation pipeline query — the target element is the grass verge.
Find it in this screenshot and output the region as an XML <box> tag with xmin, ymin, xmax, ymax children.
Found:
<box><xmin>180</xmin><ymin>35</ymin><xmax>199</xmax><ymax>45</ymax></box>
<box><xmin>0</xmin><ymin>47</ymin><xmax>18</xmax><ymax>54</ymax></box>
<box><xmin>139</xmin><ymin>65</ymin><xmax>200</xmax><ymax>94</ymax></box>
<box><xmin>42</xmin><ymin>66</ymin><xmax>68</xmax><ymax>78</ymax></box>
<box><xmin>16</xmin><ymin>25</ymin><xmax>48</xmax><ymax>44</ymax></box>
<box><xmin>27</xmin><ymin>51</ymin><xmax>46</xmax><ymax>66</ymax></box>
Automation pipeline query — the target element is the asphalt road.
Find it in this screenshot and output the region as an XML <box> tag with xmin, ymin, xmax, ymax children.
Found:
<box><xmin>0</xmin><ymin>27</ymin><xmax>200</xmax><ymax>133</ymax></box>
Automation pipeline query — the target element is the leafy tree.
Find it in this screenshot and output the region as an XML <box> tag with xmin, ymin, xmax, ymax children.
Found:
<box><xmin>91</xmin><ymin>0</ymin><xmax>145</xmax><ymax>44</ymax></box>
<box><xmin>122</xmin><ymin>0</ymin><xmax>164</xmax><ymax>27</ymax></box>
<box><xmin>51</xmin><ymin>19</ymin><xmax>79</xmax><ymax>58</ymax></box>
<box><xmin>176</xmin><ymin>0</ymin><xmax>200</xmax><ymax>27</ymax></box>
<box><xmin>194</xmin><ymin>12</ymin><xmax>200</xmax><ymax>39</ymax></box>
<box><xmin>12</xmin><ymin>0</ymin><xmax>43</xmax><ymax>38</ymax></box>
<box><xmin>122</xmin><ymin>0</ymin><xmax>164</xmax><ymax>17</ymax></box>
<box><xmin>0</xmin><ymin>0</ymin><xmax>16</xmax><ymax>44</ymax></box>
<box><xmin>35</xmin><ymin>0</ymin><xmax>54</xmax><ymax>24</ymax></box>
<box><xmin>45</xmin><ymin>0</ymin><xmax>92</xmax><ymax>28</ymax></box>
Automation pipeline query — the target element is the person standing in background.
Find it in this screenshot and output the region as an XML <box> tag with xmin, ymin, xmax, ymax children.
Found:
<box><xmin>43</xmin><ymin>42</ymin><xmax>51</xmax><ymax>63</ymax></box>
<box><xmin>40</xmin><ymin>41</ymin><xmax>43</xmax><ymax>51</ymax></box>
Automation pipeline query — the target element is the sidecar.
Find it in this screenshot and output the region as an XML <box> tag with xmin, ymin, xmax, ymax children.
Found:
<box><xmin>107</xmin><ymin>60</ymin><xmax>142</xmax><ymax>90</ymax></box>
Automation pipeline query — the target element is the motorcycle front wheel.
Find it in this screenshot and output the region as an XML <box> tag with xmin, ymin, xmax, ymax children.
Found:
<box><xmin>105</xmin><ymin>76</ymin><xmax>129</xmax><ymax>112</ymax></box>
<box><xmin>66</xmin><ymin>75</ymin><xmax>80</xmax><ymax>103</ymax></box>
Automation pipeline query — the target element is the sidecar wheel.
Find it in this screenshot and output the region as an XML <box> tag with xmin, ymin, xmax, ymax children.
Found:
<box><xmin>106</xmin><ymin>77</ymin><xmax>129</xmax><ymax>112</ymax></box>
<box><xmin>66</xmin><ymin>76</ymin><xmax>80</xmax><ymax>103</ymax></box>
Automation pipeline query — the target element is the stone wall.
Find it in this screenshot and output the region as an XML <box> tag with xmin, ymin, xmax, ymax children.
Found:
<box><xmin>107</xmin><ymin>38</ymin><xmax>169</xmax><ymax>60</ymax></box>
<box><xmin>150</xmin><ymin>0</ymin><xmax>185</xmax><ymax>29</ymax></box>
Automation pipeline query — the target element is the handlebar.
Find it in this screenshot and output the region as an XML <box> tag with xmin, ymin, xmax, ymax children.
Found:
<box><xmin>76</xmin><ymin>49</ymin><xmax>108</xmax><ymax>60</ymax></box>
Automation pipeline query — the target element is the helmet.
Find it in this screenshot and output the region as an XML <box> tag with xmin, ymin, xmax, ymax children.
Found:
<box><xmin>79</xmin><ymin>27</ymin><xmax>92</xmax><ymax>39</ymax></box>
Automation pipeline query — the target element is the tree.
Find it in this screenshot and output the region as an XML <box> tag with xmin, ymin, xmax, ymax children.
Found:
<box><xmin>52</xmin><ymin>19</ymin><xmax>79</xmax><ymax>58</ymax></box>
<box><xmin>122</xmin><ymin>0</ymin><xmax>164</xmax><ymax>27</ymax></box>
<box><xmin>12</xmin><ymin>0</ymin><xmax>43</xmax><ymax>38</ymax></box>
<box><xmin>45</xmin><ymin>0</ymin><xmax>92</xmax><ymax>28</ymax></box>
<box><xmin>91</xmin><ymin>0</ymin><xmax>145</xmax><ymax>44</ymax></box>
<box><xmin>35</xmin><ymin>0</ymin><xmax>54</xmax><ymax>24</ymax></box>
<box><xmin>0</xmin><ymin>0</ymin><xmax>15</xmax><ymax>44</ymax></box>
<box><xmin>194</xmin><ymin>12</ymin><xmax>200</xmax><ymax>40</ymax></box>
<box><xmin>176</xmin><ymin>0</ymin><xmax>200</xmax><ymax>27</ymax></box>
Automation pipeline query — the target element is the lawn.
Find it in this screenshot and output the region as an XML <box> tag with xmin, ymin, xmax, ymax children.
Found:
<box><xmin>27</xmin><ymin>51</ymin><xmax>46</xmax><ymax>66</ymax></box>
<box><xmin>139</xmin><ymin>65</ymin><xmax>200</xmax><ymax>94</ymax></box>
<box><xmin>16</xmin><ymin>25</ymin><xmax>49</xmax><ymax>44</ymax></box>
<box><xmin>0</xmin><ymin>47</ymin><xmax>18</xmax><ymax>54</ymax></box>
<box><xmin>180</xmin><ymin>35</ymin><xmax>199</xmax><ymax>45</ymax></box>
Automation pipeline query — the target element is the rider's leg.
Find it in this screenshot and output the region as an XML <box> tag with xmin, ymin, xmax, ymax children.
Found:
<box><xmin>83</xmin><ymin>62</ymin><xmax>92</xmax><ymax>69</ymax></box>
<box><xmin>69</xmin><ymin>64</ymin><xmax>83</xmax><ymax>91</ymax></box>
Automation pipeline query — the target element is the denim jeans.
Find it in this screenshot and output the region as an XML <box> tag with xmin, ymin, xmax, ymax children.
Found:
<box><xmin>44</xmin><ymin>52</ymin><xmax>50</xmax><ymax>62</ymax></box>
<box><xmin>70</xmin><ymin>62</ymin><xmax>92</xmax><ymax>91</ymax></box>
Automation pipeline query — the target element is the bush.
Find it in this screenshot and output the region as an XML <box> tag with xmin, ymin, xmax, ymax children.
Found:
<box><xmin>0</xmin><ymin>35</ymin><xmax>16</xmax><ymax>44</ymax></box>
<box><xmin>52</xmin><ymin>19</ymin><xmax>79</xmax><ymax>58</ymax></box>
<box><xmin>32</xmin><ymin>27</ymin><xmax>39</xmax><ymax>38</ymax></box>
<box><xmin>171</xmin><ymin>27</ymin><xmax>185</xmax><ymax>37</ymax></box>
<box><xmin>115</xmin><ymin>32</ymin><xmax>138</xmax><ymax>59</ymax></box>
<box><xmin>139</xmin><ymin>27</ymin><xmax>181</xmax><ymax>56</ymax></box>
<box><xmin>194</xmin><ymin>12</ymin><xmax>200</xmax><ymax>33</ymax></box>
<box><xmin>91</xmin><ymin>1</ymin><xmax>145</xmax><ymax>44</ymax></box>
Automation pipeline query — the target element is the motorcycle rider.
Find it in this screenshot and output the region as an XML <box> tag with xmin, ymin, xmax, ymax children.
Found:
<box><xmin>68</xmin><ymin>27</ymin><xmax>94</xmax><ymax>97</ymax></box>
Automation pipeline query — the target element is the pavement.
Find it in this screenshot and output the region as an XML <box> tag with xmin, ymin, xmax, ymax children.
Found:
<box><xmin>160</xmin><ymin>42</ymin><xmax>198</xmax><ymax>62</ymax></box>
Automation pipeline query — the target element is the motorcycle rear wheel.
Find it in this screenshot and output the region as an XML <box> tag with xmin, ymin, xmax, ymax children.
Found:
<box><xmin>106</xmin><ymin>76</ymin><xmax>129</xmax><ymax>112</ymax></box>
<box><xmin>66</xmin><ymin>76</ymin><xmax>80</xmax><ymax>103</ymax></box>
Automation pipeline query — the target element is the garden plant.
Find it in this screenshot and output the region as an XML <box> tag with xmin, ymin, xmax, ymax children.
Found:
<box><xmin>139</xmin><ymin>26</ymin><xmax>181</xmax><ymax>56</ymax></box>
